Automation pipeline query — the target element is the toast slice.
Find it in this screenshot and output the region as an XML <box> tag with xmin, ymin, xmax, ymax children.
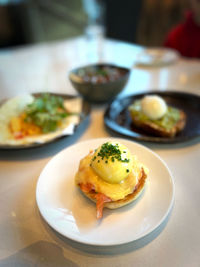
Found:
<box><xmin>129</xmin><ymin>101</ymin><xmax>186</xmax><ymax>138</ymax></box>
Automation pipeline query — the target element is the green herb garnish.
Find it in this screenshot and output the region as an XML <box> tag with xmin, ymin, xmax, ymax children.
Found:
<box><xmin>92</xmin><ymin>142</ymin><xmax>130</xmax><ymax>163</ymax></box>
<box><xmin>24</xmin><ymin>93</ymin><xmax>70</xmax><ymax>133</ymax></box>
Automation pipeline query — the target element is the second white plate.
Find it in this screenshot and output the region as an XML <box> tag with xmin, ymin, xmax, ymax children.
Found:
<box><xmin>36</xmin><ymin>138</ymin><xmax>174</xmax><ymax>246</ymax></box>
<box><xmin>135</xmin><ymin>48</ymin><xmax>179</xmax><ymax>67</ymax></box>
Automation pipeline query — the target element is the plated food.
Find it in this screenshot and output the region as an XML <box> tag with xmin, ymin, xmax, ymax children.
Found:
<box><xmin>128</xmin><ymin>95</ymin><xmax>186</xmax><ymax>137</ymax></box>
<box><xmin>8</xmin><ymin>93</ymin><xmax>73</xmax><ymax>139</ymax></box>
<box><xmin>0</xmin><ymin>93</ymin><xmax>89</xmax><ymax>148</ymax></box>
<box><xmin>104</xmin><ymin>91</ymin><xmax>200</xmax><ymax>143</ymax></box>
<box><xmin>36</xmin><ymin>138</ymin><xmax>174</xmax><ymax>246</ymax></box>
<box><xmin>75</xmin><ymin>141</ymin><xmax>148</xmax><ymax>219</ymax></box>
<box><xmin>70</xmin><ymin>64</ymin><xmax>128</xmax><ymax>84</ymax></box>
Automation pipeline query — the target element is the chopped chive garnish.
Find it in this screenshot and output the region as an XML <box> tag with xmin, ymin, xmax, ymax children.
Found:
<box><xmin>94</xmin><ymin>142</ymin><xmax>130</xmax><ymax>163</ymax></box>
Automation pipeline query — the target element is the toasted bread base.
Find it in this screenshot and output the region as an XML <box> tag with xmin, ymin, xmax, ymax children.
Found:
<box><xmin>78</xmin><ymin>168</ymin><xmax>147</xmax><ymax>209</ymax></box>
<box><xmin>130</xmin><ymin>110</ymin><xmax>186</xmax><ymax>138</ymax></box>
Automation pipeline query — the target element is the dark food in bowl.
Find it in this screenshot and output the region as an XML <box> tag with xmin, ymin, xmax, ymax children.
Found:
<box><xmin>75</xmin><ymin>65</ymin><xmax>128</xmax><ymax>84</ymax></box>
<box><xmin>69</xmin><ymin>64</ymin><xmax>130</xmax><ymax>103</ymax></box>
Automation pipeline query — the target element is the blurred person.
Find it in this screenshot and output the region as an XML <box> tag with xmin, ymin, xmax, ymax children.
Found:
<box><xmin>164</xmin><ymin>0</ymin><xmax>200</xmax><ymax>58</ymax></box>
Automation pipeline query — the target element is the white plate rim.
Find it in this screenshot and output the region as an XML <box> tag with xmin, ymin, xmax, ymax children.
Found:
<box><xmin>135</xmin><ymin>47</ymin><xmax>180</xmax><ymax>67</ymax></box>
<box><xmin>36</xmin><ymin>137</ymin><xmax>175</xmax><ymax>246</ymax></box>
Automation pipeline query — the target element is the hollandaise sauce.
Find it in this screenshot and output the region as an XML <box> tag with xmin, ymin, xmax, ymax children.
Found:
<box><xmin>76</xmin><ymin>152</ymin><xmax>141</xmax><ymax>202</ymax></box>
<box><xmin>91</xmin><ymin>142</ymin><xmax>133</xmax><ymax>184</ymax></box>
<box><xmin>75</xmin><ymin>142</ymin><xmax>148</xmax><ymax>219</ymax></box>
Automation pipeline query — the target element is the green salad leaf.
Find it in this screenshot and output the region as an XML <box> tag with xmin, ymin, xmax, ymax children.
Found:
<box><xmin>24</xmin><ymin>94</ymin><xmax>70</xmax><ymax>133</ymax></box>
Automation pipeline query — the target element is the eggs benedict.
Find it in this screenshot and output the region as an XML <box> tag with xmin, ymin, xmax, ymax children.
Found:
<box><xmin>129</xmin><ymin>95</ymin><xmax>186</xmax><ymax>137</ymax></box>
<box><xmin>75</xmin><ymin>141</ymin><xmax>148</xmax><ymax>219</ymax></box>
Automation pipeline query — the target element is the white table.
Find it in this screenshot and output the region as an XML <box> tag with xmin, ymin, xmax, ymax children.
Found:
<box><xmin>0</xmin><ymin>37</ymin><xmax>200</xmax><ymax>267</ymax></box>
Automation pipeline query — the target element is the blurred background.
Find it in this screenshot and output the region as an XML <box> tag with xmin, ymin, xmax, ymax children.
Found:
<box><xmin>0</xmin><ymin>0</ymin><xmax>189</xmax><ymax>48</ymax></box>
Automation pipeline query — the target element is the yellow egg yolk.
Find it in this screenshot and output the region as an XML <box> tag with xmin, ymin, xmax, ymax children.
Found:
<box><xmin>91</xmin><ymin>142</ymin><xmax>133</xmax><ymax>184</ymax></box>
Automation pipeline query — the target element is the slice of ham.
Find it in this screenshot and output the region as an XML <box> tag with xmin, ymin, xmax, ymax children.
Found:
<box><xmin>79</xmin><ymin>183</ymin><xmax>95</xmax><ymax>193</ymax></box>
<box><xmin>78</xmin><ymin>167</ymin><xmax>147</xmax><ymax>219</ymax></box>
<box><xmin>79</xmin><ymin>183</ymin><xmax>111</xmax><ymax>219</ymax></box>
<box><xmin>94</xmin><ymin>193</ymin><xmax>112</xmax><ymax>219</ymax></box>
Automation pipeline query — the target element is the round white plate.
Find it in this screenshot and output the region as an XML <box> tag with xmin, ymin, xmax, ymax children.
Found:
<box><xmin>135</xmin><ymin>48</ymin><xmax>179</xmax><ymax>67</ymax></box>
<box><xmin>36</xmin><ymin>138</ymin><xmax>174</xmax><ymax>246</ymax></box>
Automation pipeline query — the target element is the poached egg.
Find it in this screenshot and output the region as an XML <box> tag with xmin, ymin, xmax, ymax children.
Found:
<box><xmin>76</xmin><ymin>141</ymin><xmax>146</xmax><ymax>201</ymax></box>
<box><xmin>91</xmin><ymin>142</ymin><xmax>133</xmax><ymax>184</ymax></box>
<box><xmin>141</xmin><ymin>95</ymin><xmax>167</xmax><ymax>120</ymax></box>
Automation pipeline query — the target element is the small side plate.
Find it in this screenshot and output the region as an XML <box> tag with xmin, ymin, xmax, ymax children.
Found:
<box><xmin>134</xmin><ymin>48</ymin><xmax>179</xmax><ymax>67</ymax></box>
